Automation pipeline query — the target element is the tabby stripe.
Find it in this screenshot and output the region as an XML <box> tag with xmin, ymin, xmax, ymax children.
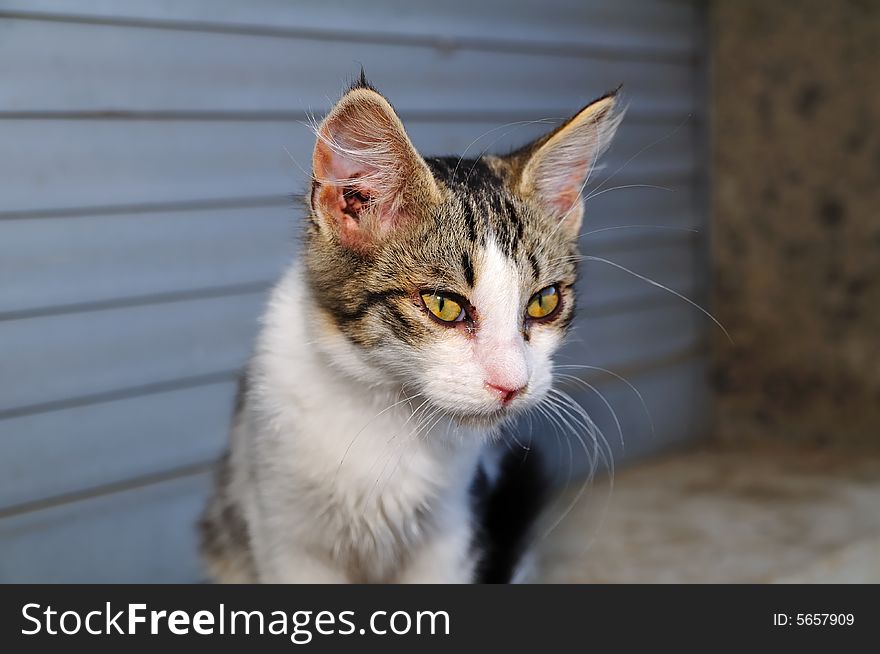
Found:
<box><xmin>460</xmin><ymin>196</ymin><xmax>478</xmax><ymax>244</ymax></box>
<box><xmin>332</xmin><ymin>288</ymin><xmax>410</xmax><ymax>325</ymax></box>
<box><xmin>528</xmin><ymin>253</ymin><xmax>541</xmax><ymax>282</ymax></box>
<box><xmin>507</xmin><ymin>198</ymin><xmax>524</xmax><ymax>246</ymax></box>
<box><xmin>462</xmin><ymin>252</ymin><xmax>476</xmax><ymax>288</ymax></box>
<box><xmin>382</xmin><ymin>302</ymin><xmax>427</xmax><ymax>344</ymax></box>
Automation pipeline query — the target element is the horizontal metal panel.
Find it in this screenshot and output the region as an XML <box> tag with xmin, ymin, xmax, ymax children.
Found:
<box><xmin>0</xmin><ymin>119</ymin><xmax>696</xmax><ymax>214</ymax></box>
<box><xmin>0</xmin><ymin>18</ymin><xmax>696</xmax><ymax>115</ymax></box>
<box><xmin>0</xmin><ymin>471</ymin><xmax>210</xmax><ymax>583</ymax></box>
<box><xmin>574</xmin><ymin>178</ymin><xmax>702</xmax><ymax>233</ymax></box>
<box><xmin>0</xmin><ymin>0</ymin><xmax>698</xmax><ymax>59</ymax></box>
<box><xmin>0</xmin><ymin>381</ymin><xmax>233</xmax><ymax>510</ymax></box>
<box><xmin>0</xmin><ymin>293</ymin><xmax>264</xmax><ymax>415</ymax></box>
<box><xmin>559</xmin><ymin>295</ymin><xmax>707</xmax><ymax>375</ymax></box>
<box><xmin>0</xmin><ymin>205</ymin><xmax>294</xmax><ymax>316</ymax></box>
<box><xmin>576</xmin><ymin>234</ymin><xmax>704</xmax><ymax>311</ymax></box>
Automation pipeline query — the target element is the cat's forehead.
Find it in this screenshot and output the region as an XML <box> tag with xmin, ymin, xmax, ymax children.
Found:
<box><xmin>421</xmin><ymin>155</ymin><xmax>574</xmax><ymax>272</ymax></box>
<box><xmin>427</xmin><ymin>156</ymin><xmax>525</xmax><ymax>247</ymax></box>
<box><xmin>370</xmin><ymin>156</ymin><xmax>577</xmax><ymax>295</ymax></box>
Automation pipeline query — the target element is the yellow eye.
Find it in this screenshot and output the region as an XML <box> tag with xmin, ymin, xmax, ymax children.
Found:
<box><xmin>422</xmin><ymin>293</ymin><xmax>466</xmax><ymax>323</ymax></box>
<box><xmin>526</xmin><ymin>285</ymin><xmax>560</xmax><ymax>319</ymax></box>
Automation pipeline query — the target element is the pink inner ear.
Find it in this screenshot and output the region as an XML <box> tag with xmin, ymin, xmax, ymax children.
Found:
<box><xmin>312</xmin><ymin>126</ymin><xmax>400</xmax><ymax>250</ymax></box>
<box><xmin>539</xmin><ymin>158</ymin><xmax>592</xmax><ymax>218</ymax></box>
<box><xmin>314</xmin><ymin>132</ymin><xmax>378</xmax><ymax>192</ymax></box>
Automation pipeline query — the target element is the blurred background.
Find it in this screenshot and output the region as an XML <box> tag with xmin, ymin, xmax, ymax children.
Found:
<box><xmin>0</xmin><ymin>0</ymin><xmax>877</xmax><ymax>583</ymax></box>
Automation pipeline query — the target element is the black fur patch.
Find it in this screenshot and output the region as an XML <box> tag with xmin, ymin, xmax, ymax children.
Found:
<box><xmin>471</xmin><ymin>443</ymin><xmax>550</xmax><ymax>583</ymax></box>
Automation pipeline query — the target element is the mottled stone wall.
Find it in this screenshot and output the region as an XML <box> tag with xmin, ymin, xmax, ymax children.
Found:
<box><xmin>711</xmin><ymin>0</ymin><xmax>880</xmax><ymax>446</ymax></box>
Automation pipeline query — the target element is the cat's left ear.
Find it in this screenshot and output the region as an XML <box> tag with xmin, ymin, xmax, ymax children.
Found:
<box><xmin>310</xmin><ymin>80</ymin><xmax>441</xmax><ymax>251</ymax></box>
<box><xmin>512</xmin><ymin>90</ymin><xmax>623</xmax><ymax>238</ymax></box>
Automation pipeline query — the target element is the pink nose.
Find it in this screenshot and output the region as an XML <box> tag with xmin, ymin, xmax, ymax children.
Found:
<box><xmin>486</xmin><ymin>382</ymin><xmax>526</xmax><ymax>405</ymax></box>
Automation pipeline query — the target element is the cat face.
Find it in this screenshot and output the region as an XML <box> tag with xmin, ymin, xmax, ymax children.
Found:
<box><xmin>304</xmin><ymin>77</ymin><xmax>621</xmax><ymax>428</ymax></box>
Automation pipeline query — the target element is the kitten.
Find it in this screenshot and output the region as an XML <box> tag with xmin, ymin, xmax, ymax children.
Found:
<box><xmin>199</xmin><ymin>74</ymin><xmax>622</xmax><ymax>583</ymax></box>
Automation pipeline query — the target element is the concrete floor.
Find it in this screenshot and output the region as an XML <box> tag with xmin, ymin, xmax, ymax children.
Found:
<box><xmin>537</xmin><ymin>444</ymin><xmax>880</xmax><ymax>583</ymax></box>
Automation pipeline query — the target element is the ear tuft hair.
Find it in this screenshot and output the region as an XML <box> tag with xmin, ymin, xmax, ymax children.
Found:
<box><xmin>348</xmin><ymin>66</ymin><xmax>376</xmax><ymax>93</ymax></box>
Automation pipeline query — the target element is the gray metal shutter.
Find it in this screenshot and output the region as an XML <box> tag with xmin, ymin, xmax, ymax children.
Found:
<box><xmin>0</xmin><ymin>0</ymin><xmax>708</xmax><ymax>582</ymax></box>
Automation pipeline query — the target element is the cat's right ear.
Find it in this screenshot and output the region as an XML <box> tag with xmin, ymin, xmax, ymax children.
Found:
<box><xmin>310</xmin><ymin>81</ymin><xmax>441</xmax><ymax>252</ymax></box>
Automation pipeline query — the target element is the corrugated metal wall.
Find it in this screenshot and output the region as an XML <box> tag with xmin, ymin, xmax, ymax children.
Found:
<box><xmin>0</xmin><ymin>0</ymin><xmax>709</xmax><ymax>582</ymax></box>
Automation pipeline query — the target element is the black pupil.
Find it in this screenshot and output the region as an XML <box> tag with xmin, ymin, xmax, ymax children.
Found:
<box><xmin>437</xmin><ymin>296</ymin><xmax>445</xmax><ymax>313</ymax></box>
<box><xmin>534</xmin><ymin>287</ymin><xmax>556</xmax><ymax>313</ymax></box>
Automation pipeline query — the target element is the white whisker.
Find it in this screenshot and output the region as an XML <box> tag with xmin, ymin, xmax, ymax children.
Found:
<box><xmin>556</xmin><ymin>365</ymin><xmax>655</xmax><ymax>438</ymax></box>
<box><xmin>553</xmin><ymin>383</ymin><xmax>623</xmax><ymax>451</ymax></box>
<box><xmin>583</xmin><ymin>183</ymin><xmax>674</xmax><ymax>203</ymax></box>
<box><xmin>581</xmin><ymin>254</ymin><xmax>734</xmax><ymax>342</ymax></box>
<box><xmin>581</xmin><ymin>224</ymin><xmax>699</xmax><ymax>238</ymax></box>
